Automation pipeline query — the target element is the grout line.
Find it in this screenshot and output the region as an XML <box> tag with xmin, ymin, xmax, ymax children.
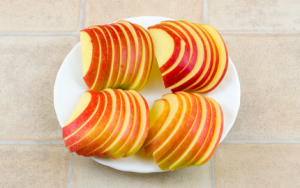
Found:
<box><xmin>203</xmin><ymin>0</ymin><xmax>208</xmax><ymax>24</ymax></box>
<box><xmin>78</xmin><ymin>0</ymin><xmax>85</xmax><ymax>31</ymax></box>
<box><xmin>219</xmin><ymin>30</ymin><xmax>300</xmax><ymax>34</ymax></box>
<box><xmin>67</xmin><ymin>153</ymin><xmax>74</xmax><ymax>188</ymax></box>
<box><xmin>222</xmin><ymin>140</ymin><xmax>300</xmax><ymax>144</ymax></box>
<box><xmin>0</xmin><ymin>140</ymin><xmax>64</xmax><ymax>145</ymax></box>
<box><xmin>210</xmin><ymin>155</ymin><xmax>215</xmax><ymax>188</ymax></box>
<box><xmin>0</xmin><ymin>32</ymin><xmax>78</xmax><ymax>36</ymax></box>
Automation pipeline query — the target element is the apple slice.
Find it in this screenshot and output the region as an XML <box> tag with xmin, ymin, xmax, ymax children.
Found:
<box><xmin>75</xmin><ymin>89</ymin><xmax>115</xmax><ymax>155</ymax></box>
<box><xmin>130</xmin><ymin>24</ymin><xmax>154</xmax><ymax>91</ymax></box>
<box><xmin>124</xmin><ymin>90</ymin><xmax>150</xmax><ymax>157</ymax></box>
<box><xmin>109</xmin><ymin>24</ymin><xmax>128</xmax><ymax>88</ymax></box>
<box><xmin>143</xmin><ymin>93</ymin><xmax>183</xmax><ymax>156</ymax></box>
<box><xmin>88</xmin><ymin>89</ymin><xmax>133</xmax><ymax>157</ymax></box>
<box><xmin>187</xmin><ymin>23</ymin><xmax>219</xmax><ymax>91</ymax></box>
<box><xmin>64</xmin><ymin>92</ymin><xmax>105</xmax><ymax>151</ymax></box>
<box><xmin>166</xmin><ymin>21</ymin><xmax>207</xmax><ymax>92</ymax></box>
<box><xmin>148</xmin><ymin>25</ymin><xmax>186</xmax><ymax>73</ymax></box>
<box><xmin>62</xmin><ymin>91</ymin><xmax>99</xmax><ymax>138</ymax></box>
<box><xmin>196</xmin><ymin>24</ymin><xmax>228</xmax><ymax>93</ymax></box>
<box><xmin>184</xmin><ymin>94</ymin><xmax>217</xmax><ymax>167</ymax></box>
<box><xmin>159</xmin><ymin>21</ymin><xmax>198</xmax><ymax>88</ymax></box>
<box><xmin>157</xmin><ymin>92</ymin><xmax>199</xmax><ymax>170</ymax></box>
<box><xmin>80</xmin><ymin>29</ymin><xmax>100</xmax><ymax>89</ymax></box>
<box><xmin>194</xmin><ymin>97</ymin><xmax>223</xmax><ymax>165</ymax></box>
<box><xmin>174</xmin><ymin>21</ymin><xmax>213</xmax><ymax>91</ymax></box>
<box><xmin>168</xmin><ymin>94</ymin><xmax>211</xmax><ymax>171</ymax></box>
<box><xmin>101</xmin><ymin>25</ymin><xmax>121</xmax><ymax>88</ymax></box>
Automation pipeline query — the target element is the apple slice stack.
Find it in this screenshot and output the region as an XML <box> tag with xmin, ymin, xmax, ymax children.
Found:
<box><xmin>144</xmin><ymin>92</ymin><xmax>223</xmax><ymax>171</ymax></box>
<box><xmin>148</xmin><ymin>21</ymin><xmax>228</xmax><ymax>93</ymax></box>
<box><xmin>62</xmin><ymin>89</ymin><xmax>149</xmax><ymax>159</ymax></box>
<box><xmin>80</xmin><ymin>20</ymin><xmax>154</xmax><ymax>91</ymax></box>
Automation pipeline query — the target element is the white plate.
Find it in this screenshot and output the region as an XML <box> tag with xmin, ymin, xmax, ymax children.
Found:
<box><xmin>54</xmin><ymin>16</ymin><xmax>240</xmax><ymax>173</ymax></box>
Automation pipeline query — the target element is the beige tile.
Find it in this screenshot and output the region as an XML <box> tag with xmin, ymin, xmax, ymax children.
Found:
<box><xmin>214</xmin><ymin>144</ymin><xmax>300</xmax><ymax>188</ymax></box>
<box><xmin>0</xmin><ymin>0</ymin><xmax>81</xmax><ymax>32</ymax></box>
<box><xmin>222</xmin><ymin>34</ymin><xmax>300</xmax><ymax>140</ymax></box>
<box><xmin>84</xmin><ymin>0</ymin><xmax>203</xmax><ymax>27</ymax></box>
<box><xmin>0</xmin><ymin>36</ymin><xmax>78</xmax><ymax>140</ymax></box>
<box><xmin>208</xmin><ymin>0</ymin><xmax>300</xmax><ymax>31</ymax></box>
<box><xmin>0</xmin><ymin>145</ymin><xmax>69</xmax><ymax>188</ymax></box>
<box><xmin>72</xmin><ymin>155</ymin><xmax>211</xmax><ymax>188</ymax></box>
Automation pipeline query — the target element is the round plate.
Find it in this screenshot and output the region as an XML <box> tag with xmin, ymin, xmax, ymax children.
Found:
<box><xmin>54</xmin><ymin>16</ymin><xmax>240</xmax><ymax>173</ymax></box>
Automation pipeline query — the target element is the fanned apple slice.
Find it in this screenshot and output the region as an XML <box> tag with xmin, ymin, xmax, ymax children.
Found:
<box><xmin>143</xmin><ymin>93</ymin><xmax>183</xmax><ymax>156</ymax></box>
<box><xmin>117</xmin><ymin>21</ymin><xmax>142</xmax><ymax>88</ymax></box>
<box><xmin>102</xmin><ymin>25</ymin><xmax>121</xmax><ymax>88</ymax></box>
<box><xmin>124</xmin><ymin>90</ymin><xmax>150</xmax><ymax>157</ymax></box>
<box><xmin>157</xmin><ymin>92</ymin><xmax>198</xmax><ymax>170</ymax></box>
<box><xmin>80</xmin><ymin>29</ymin><xmax>100</xmax><ymax>89</ymax></box>
<box><xmin>187</xmin><ymin>24</ymin><xmax>219</xmax><ymax>91</ymax></box>
<box><xmin>130</xmin><ymin>24</ymin><xmax>154</xmax><ymax>91</ymax></box>
<box><xmin>148</xmin><ymin>25</ymin><xmax>186</xmax><ymax>73</ymax></box>
<box><xmin>62</xmin><ymin>91</ymin><xmax>99</xmax><ymax>138</ymax></box>
<box><xmin>64</xmin><ymin>92</ymin><xmax>105</xmax><ymax>152</ymax></box>
<box><xmin>89</xmin><ymin>25</ymin><xmax>112</xmax><ymax>90</ymax></box>
<box><xmin>167</xmin><ymin>21</ymin><xmax>207</xmax><ymax>92</ymax></box>
<box><xmin>175</xmin><ymin>21</ymin><xmax>213</xmax><ymax>91</ymax></box>
<box><xmin>169</xmin><ymin>94</ymin><xmax>211</xmax><ymax>171</ymax></box>
<box><xmin>107</xmin><ymin>90</ymin><xmax>140</xmax><ymax>158</ymax></box>
<box><xmin>113</xmin><ymin>22</ymin><xmax>136</xmax><ymax>89</ymax></box>
<box><xmin>75</xmin><ymin>90</ymin><xmax>114</xmax><ymax>155</ymax></box>
<box><xmin>194</xmin><ymin>97</ymin><xmax>223</xmax><ymax>165</ymax></box>
<box><xmin>109</xmin><ymin>24</ymin><xmax>128</xmax><ymax>88</ymax></box>
<box><xmin>185</xmin><ymin>94</ymin><xmax>216</xmax><ymax>167</ymax></box>
<box><xmin>196</xmin><ymin>24</ymin><xmax>228</xmax><ymax>93</ymax></box>
<box><xmin>159</xmin><ymin>21</ymin><xmax>197</xmax><ymax>88</ymax></box>
<box><xmin>89</xmin><ymin>89</ymin><xmax>133</xmax><ymax>157</ymax></box>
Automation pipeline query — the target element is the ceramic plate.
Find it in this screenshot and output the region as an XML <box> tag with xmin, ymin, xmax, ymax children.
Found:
<box><xmin>54</xmin><ymin>16</ymin><xmax>240</xmax><ymax>173</ymax></box>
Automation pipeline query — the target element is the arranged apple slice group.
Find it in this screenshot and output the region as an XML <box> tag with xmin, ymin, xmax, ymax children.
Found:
<box><xmin>148</xmin><ymin>21</ymin><xmax>228</xmax><ymax>93</ymax></box>
<box><xmin>144</xmin><ymin>92</ymin><xmax>223</xmax><ymax>171</ymax></box>
<box><xmin>80</xmin><ymin>20</ymin><xmax>154</xmax><ymax>91</ymax></box>
<box><xmin>62</xmin><ymin>89</ymin><xmax>149</xmax><ymax>158</ymax></box>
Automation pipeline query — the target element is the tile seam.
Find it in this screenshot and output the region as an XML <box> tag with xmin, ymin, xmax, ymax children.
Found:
<box><xmin>211</xmin><ymin>155</ymin><xmax>215</xmax><ymax>188</ymax></box>
<box><xmin>222</xmin><ymin>140</ymin><xmax>300</xmax><ymax>144</ymax></box>
<box><xmin>78</xmin><ymin>0</ymin><xmax>85</xmax><ymax>31</ymax></box>
<box><xmin>219</xmin><ymin>31</ymin><xmax>300</xmax><ymax>34</ymax></box>
<box><xmin>0</xmin><ymin>32</ymin><xmax>78</xmax><ymax>36</ymax></box>
<box><xmin>67</xmin><ymin>153</ymin><xmax>74</xmax><ymax>188</ymax></box>
<box><xmin>203</xmin><ymin>0</ymin><xmax>208</xmax><ymax>24</ymax></box>
<box><xmin>0</xmin><ymin>140</ymin><xmax>65</xmax><ymax>145</ymax></box>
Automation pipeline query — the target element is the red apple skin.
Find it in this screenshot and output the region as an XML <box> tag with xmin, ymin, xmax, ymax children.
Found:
<box><xmin>167</xmin><ymin>21</ymin><xmax>207</xmax><ymax>92</ymax></box>
<box><xmin>118</xmin><ymin>21</ymin><xmax>142</xmax><ymax>88</ymax></box>
<box><xmin>194</xmin><ymin>97</ymin><xmax>223</xmax><ymax>166</ymax></box>
<box><xmin>81</xmin><ymin>29</ymin><xmax>100</xmax><ymax>89</ymax></box>
<box><xmin>196</xmin><ymin>24</ymin><xmax>228</xmax><ymax>93</ymax></box>
<box><xmin>102</xmin><ymin>25</ymin><xmax>121</xmax><ymax>89</ymax></box>
<box><xmin>184</xmin><ymin>95</ymin><xmax>217</xmax><ymax>167</ymax></box>
<box><xmin>144</xmin><ymin>94</ymin><xmax>183</xmax><ymax>157</ymax></box>
<box><xmin>82</xmin><ymin>89</ymin><xmax>133</xmax><ymax>157</ymax></box>
<box><xmin>106</xmin><ymin>90</ymin><xmax>140</xmax><ymax>158</ymax></box>
<box><xmin>157</xmin><ymin>92</ymin><xmax>199</xmax><ymax>170</ymax></box>
<box><xmin>75</xmin><ymin>90</ymin><xmax>114</xmax><ymax>155</ymax></box>
<box><xmin>87</xmin><ymin>26</ymin><xmax>112</xmax><ymax>91</ymax></box>
<box><xmin>168</xmin><ymin>94</ymin><xmax>211</xmax><ymax>171</ymax></box>
<box><xmin>85</xmin><ymin>90</ymin><xmax>127</xmax><ymax>156</ymax></box>
<box><xmin>64</xmin><ymin>92</ymin><xmax>105</xmax><ymax>149</ymax></box>
<box><xmin>62</xmin><ymin>91</ymin><xmax>99</xmax><ymax>138</ymax></box>
<box><xmin>114</xmin><ymin>22</ymin><xmax>136</xmax><ymax>89</ymax></box>
<box><xmin>148</xmin><ymin>25</ymin><xmax>183</xmax><ymax>74</ymax></box>
<box><xmin>159</xmin><ymin>22</ymin><xmax>197</xmax><ymax>88</ymax></box>
<box><xmin>187</xmin><ymin>24</ymin><xmax>218</xmax><ymax>91</ymax></box>
<box><xmin>109</xmin><ymin>24</ymin><xmax>128</xmax><ymax>88</ymax></box>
